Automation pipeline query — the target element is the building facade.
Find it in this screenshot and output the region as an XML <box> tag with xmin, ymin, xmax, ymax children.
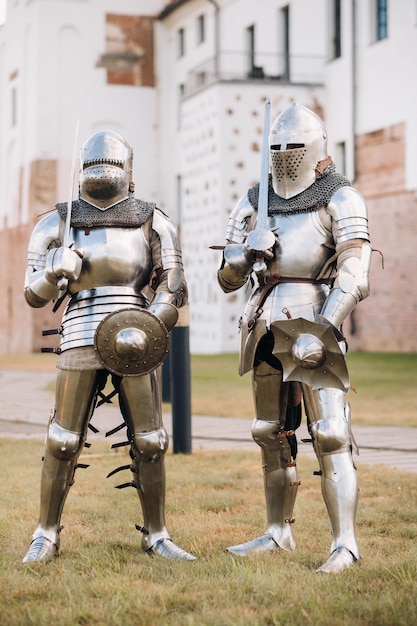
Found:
<box><xmin>0</xmin><ymin>0</ymin><xmax>416</xmax><ymax>355</ymax></box>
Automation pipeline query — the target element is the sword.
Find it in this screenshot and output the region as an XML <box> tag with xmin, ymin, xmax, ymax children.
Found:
<box><xmin>57</xmin><ymin>120</ymin><xmax>80</xmax><ymax>292</ymax></box>
<box><xmin>246</xmin><ymin>98</ymin><xmax>276</xmax><ymax>273</ymax></box>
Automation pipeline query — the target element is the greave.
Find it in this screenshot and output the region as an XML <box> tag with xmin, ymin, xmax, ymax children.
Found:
<box><xmin>32</xmin><ymin>420</ymin><xmax>86</xmax><ymax>547</ymax></box>
<box><xmin>133</xmin><ymin>456</ymin><xmax>170</xmax><ymax>551</ymax></box>
<box><xmin>317</xmin><ymin>451</ymin><xmax>360</xmax><ymax>559</ymax></box>
<box><xmin>22</xmin><ymin>446</ymin><xmax>82</xmax><ymax>562</ymax></box>
<box><xmin>262</xmin><ymin>447</ymin><xmax>298</xmax><ymax>551</ymax></box>
<box><xmin>36</xmin><ymin>452</ymin><xmax>80</xmax><ymax>544</ymax></box>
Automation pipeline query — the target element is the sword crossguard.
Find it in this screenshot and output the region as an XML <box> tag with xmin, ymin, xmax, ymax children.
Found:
<box><xmin>246</xmin><ymin>228</ymin><xmax>276</xmax><ymax>274</ymax></box>
<box><xmin>246</xmin><ymin>228</ymin><xmax>276</xmax><ymax>253</ymax></box>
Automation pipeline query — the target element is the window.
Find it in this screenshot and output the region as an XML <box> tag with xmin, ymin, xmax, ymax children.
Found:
<box><xmin>177</xmin><ymin>83</ymin><xmax>185</xmax><ymax>128</ymax></box>
<box><xmin>331</xmin><ymin>0</ymin><xmax>342</xmax><ymax>59</ymax></box>
<box><xmin>176</xmin><ymin>175</ymin><xmax>182</xmax><ymax>226</ymax></box>
<box><xmin>335</xmin><ymin>141</ymin><xmax>346</xmax><ymax>174</ymax></box>
<box><xmin>178</xmin><ymin>27</ymin><xmax>185</xmax><ymax>57</ymax></box>
<box><xmin>11</xmin><ymin>87</ymin><xmax>17</xmax><ymax>126</ymax></box>
<box><xmin>247</xmin><ymin>24</ymin><xmax>255</xmax><ymax>70</ymax></box>
<box><xmin>197</xmin><ymin>14</ymin><xmax>205</xmax><ymax>44</ymax></box>
<box><xmin>376</xmin><ymin>0</ymin><xmax>388</xmax><ymax>40</ymax></box>
<box><xmin>278</xmin><ymin>6</ymin><xmax>290</xmax><ymax>79</ymax></box>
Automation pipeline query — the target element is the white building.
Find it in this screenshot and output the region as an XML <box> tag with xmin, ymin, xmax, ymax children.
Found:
<box><xmin>0</xmin><ymin>0</ymin><xmax>415</xmax><ymax>355</ymax></box>
<box><xmin>156</xmin><ymin>0</ymin><xmax>329</xmax><ymax>352</ymax></box>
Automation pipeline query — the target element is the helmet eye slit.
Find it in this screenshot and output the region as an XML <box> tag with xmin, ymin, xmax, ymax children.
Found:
<box><xmin>83</xmin><ymin>158</ymin><xmax>124</xmax><ymax>170</ymax></box>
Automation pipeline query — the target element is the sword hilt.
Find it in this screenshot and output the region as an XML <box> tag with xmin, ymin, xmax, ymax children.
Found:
<box><xmin>57</xmin><ymin>276</ymin><xmax>68</xmax><ymax>292</ymax></box>
<box><xmin>247</xmin><ymin>227</ymin><xmax>276</xmax><ymax>274</ymax></box>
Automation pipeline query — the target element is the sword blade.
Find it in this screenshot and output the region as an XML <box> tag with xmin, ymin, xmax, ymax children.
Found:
<box><xmin>246</xmin><ymin>99</ymin><xmax>275</xmax><ymax>272</ymax></box>
<box><xmin>57</xmin><ymin>120</ymin><xmax>80</xmax><ymax>292</ymax></box>
<box><xmin>63</xmin><ymin>120</ymin><xmax>80</xmax><ymax>248</ymax></box>
<box><xmin>256</xmin><ymin>98</ymin><xmax>271</xmax><ymax>231</ymax></box>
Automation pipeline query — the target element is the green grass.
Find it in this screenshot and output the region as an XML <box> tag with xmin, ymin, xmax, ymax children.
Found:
<box><xmin>345</xmin><ymin>352</ymin><xmax>417</xmax><ymax>427</ymax></box>
<box><xmin>0</xmin><ymin>351</ymin><xmax>416</xmax><ymax>426</ymax></box>
<box><xmin>189</xmin><ymin>352</ymin><xmax>417</xmax><ymax>427</ymax></box>
<box><xmin>1</xmin><ymin>440</ymin><xmax>417</xmax><ymax>625</ymax></box>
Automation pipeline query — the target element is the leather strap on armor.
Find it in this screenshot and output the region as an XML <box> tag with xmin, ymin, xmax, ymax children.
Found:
<box><xmin>248</xmin><ymin>275</ymin><xmax>330</xmax><ymax>331</ymax></box>
<box><xmin>316</xmin><ymin>240</ymin><xmax>364</xmax><ymax>281</ymax></box>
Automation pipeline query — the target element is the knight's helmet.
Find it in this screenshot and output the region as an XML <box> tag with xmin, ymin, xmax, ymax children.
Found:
<box><xmin>269</xmin><ymin>103</ymin><xmax>328</xmax><ymax>199</ymax></box>
<box><xmin>79</xmin><ymin>130</ymin><xmax>134</xmax><ymax>210</ymax></box>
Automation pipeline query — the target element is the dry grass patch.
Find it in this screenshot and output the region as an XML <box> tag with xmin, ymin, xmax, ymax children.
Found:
<box><xmin>1</xmin><ymin>439</ymin><xmax>417</xmax><ymax>625</ymax></box>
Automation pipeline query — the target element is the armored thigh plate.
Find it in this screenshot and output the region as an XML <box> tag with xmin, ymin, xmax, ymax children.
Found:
<box><xmin>94</xmin><ymin>308</ymin><xmax>169</xmax><ymax>376</ymax></box>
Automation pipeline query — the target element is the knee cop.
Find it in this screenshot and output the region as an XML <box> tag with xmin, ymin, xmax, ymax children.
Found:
<box><xmin>46</xmin><ymin>420</ymin><xmax>84</xmax><ymax>460</ymax></box>
<box><xmin>131</xmin><ymin>426</ymin><xmax>169</xmax><ymax>462</ymax></box>
<box><xmin>252</xmin><ymin>418</ymin><xmax>294</xmax><ymax>462</ymax></box>
<box><xmin>309</xmin><ymin>417</ymin><xmax>351</xmax><ymax>456</ymax></box>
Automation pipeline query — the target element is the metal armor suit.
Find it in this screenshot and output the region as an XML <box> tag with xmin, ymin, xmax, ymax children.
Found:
<box><xmin>218</xmin><ymin>103</ymin><xmax>371</xmax><ymax>573</ymax></box>
<box><xmin>22</xmin><ymin>130</ymin><xmax>195</xmax><ymax>563</ymax></box>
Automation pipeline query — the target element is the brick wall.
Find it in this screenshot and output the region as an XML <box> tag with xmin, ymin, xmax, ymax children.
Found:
<box><xmin>0</xmin><ymin>159</ymin><xmax>61</xmax><ymax>356</ymax></box>
<box><xmin>343</xmin><ymin>123</ymin><xmax>417</xmax><ymax>352</ymax></box>
<box><xmin>103</xmin><ymin>14</ymin><xmax>155</xmax><ymax>87</ymax></box>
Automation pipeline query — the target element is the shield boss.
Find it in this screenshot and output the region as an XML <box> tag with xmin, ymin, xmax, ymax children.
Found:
<box><xmin>94</xmin><ymin>308</ymin><xmax>169</xmax><ymax>376</ymax></box>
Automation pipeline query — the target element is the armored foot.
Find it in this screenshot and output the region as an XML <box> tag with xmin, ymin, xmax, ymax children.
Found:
<box><xmin>316</xmin><ymin>547</ymin><xmax>358</xmax><ymax>573</ymax></box>
<box><xmin>227</xmin><ymin>534</ymin><xmax>280</xmax><ymax>556</ymax></box>
<box><xmin>146</xmin><ymin>538</ymin><xmax>196</xmax><ymax>561</ymax></box>
<box><xmin>22</xmin><ymin>536</ymin><xmax>58</xmax><ymax>563</ymax></box>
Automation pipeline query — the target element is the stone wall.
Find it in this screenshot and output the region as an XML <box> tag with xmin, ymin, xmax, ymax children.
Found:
<box><xmin>0</xmin><ymin>159</ymin><xmax>61</xmax><ymax>356</ymax></box>
<box><xmin>344</xmin><ymin>123</ymin><xmax>417</xmax><ymax>352</ymax></box>
<box><xmin>102</xmin><ymin>14</ymin><xmax>155</xmax><ymax>87</ymax></box>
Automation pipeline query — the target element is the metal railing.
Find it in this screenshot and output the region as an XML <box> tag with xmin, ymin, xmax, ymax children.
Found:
<box><xmin>186</xmin><ymin>51</ymin><xmax>325</xmax><ymax>97</ymax></box>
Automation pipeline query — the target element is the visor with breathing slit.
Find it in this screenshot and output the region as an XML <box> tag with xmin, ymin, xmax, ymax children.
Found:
<box><xmin>79</xmin><ymin>130</ymin><xmax>133</xmax><ymax>210</ymax></box>
<box><xmin>269</xmin><ymin>103</ymin><xmax>328</xmax><ymax>199</ymax></box>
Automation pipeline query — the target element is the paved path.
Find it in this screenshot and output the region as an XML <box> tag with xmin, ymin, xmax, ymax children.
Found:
<box><xmin>1</xmin><ymin>369</ymin><xmax>417</xmax><ymax>473</ymax></box>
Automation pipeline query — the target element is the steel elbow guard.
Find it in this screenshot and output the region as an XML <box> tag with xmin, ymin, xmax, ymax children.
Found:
<box><xmin>336</xmin><ymin>241</ymin><xmax>372</xmax><ymax>302</ymax></box>
<box><xmin>148</xmin><ymin>292</ymin><xmax>179</xmax><ymax>331</ymax></box>
<box><xmin>132</xmin><ymin>426</ymin><xmax>169</xmax><ymax>462</ymax></box>
<box><xmin>319</xmin><ymin>241</ymin><xmax>371</xmax><ymax>327</ymax></box>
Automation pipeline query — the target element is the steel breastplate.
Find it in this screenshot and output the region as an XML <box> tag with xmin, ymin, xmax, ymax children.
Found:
<box><xmin>239</xmin><ymin>211</ymin><xmax>334</xmax><ymax>374</ymax></box>
<box><xmin>60</xmin><ymin>225</ymin><xmax>152</xmax><ymax>353</ymax></box>
<box><xmin>267</xmin><ymin>209</ymin><xmax>333</xmax><ymax>280</ymax></box>
<box><xmin>69</xmin><ymin>225</ymin><xmax>152</xmax><ymax>294</ymax></box>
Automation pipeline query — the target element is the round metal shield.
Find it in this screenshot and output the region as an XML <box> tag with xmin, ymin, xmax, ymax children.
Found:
<box><xmin>94</xmin><ymin>308</ymin><xmax>169</xmax><ymax>377</ymax></box>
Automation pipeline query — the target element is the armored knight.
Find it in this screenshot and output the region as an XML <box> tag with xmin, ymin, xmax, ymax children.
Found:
<box><xmin>217</xmin><ymin>102</ymin><xmax>371</xmax><ymax>573</ymax></box>
<box><xmin>22</xmin><ymin>130</ymin><xmax>196</xmax><ymax>563</ymax></box>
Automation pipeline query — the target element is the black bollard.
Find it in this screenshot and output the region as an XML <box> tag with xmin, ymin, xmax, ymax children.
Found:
<box><xmin>169</xmin><ymin>304</ymin><xmax>192</xmax><ymax>454</ymax></box>
<box><xmin>161</xmin><ymin>355</ymin><xmax>171</xmax><ymax>403</ymax></box>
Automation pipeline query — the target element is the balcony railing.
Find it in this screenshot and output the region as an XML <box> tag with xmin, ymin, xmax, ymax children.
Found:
<box><xmin>185</xmin><ymin>51</ymin><xmax>325</xmax><ymax>98</ymax></box>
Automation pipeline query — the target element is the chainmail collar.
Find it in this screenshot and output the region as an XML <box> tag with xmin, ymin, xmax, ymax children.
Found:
<box><xmin>56</xmin><ymin>194</ymin><xmax>155</xmax><ymax>228</ymax></box>
<box><xmin>248</xmin><ymin>164</ymin><xmax>351</xmax><ymax>215</ymax></box>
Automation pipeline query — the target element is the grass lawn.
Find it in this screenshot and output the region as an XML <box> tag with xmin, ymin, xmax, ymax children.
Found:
<box><xmin>0</xmin><ymin>351</ymin><xmax>416</xmax><ymax>427</ymax></box>
<box><xmin>0</xmin><ymin>353</ymin><xmax>416</xmax><ymax>624</ymax></box>
<box><xmin>189</xmin><ymin>352</ymin><xmax>417</xmax><ymax>427</ymax></box>
<box><xmin>1</xmin><ymin>440</ymin><xmax>417</xmax><ymax>626</ymax></box>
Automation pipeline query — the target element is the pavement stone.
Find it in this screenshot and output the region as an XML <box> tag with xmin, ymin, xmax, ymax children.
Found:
<box><xmin>1</xmin><ymin>369</ymin><xmax>417</xmax><ymax>474</ymax></box>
